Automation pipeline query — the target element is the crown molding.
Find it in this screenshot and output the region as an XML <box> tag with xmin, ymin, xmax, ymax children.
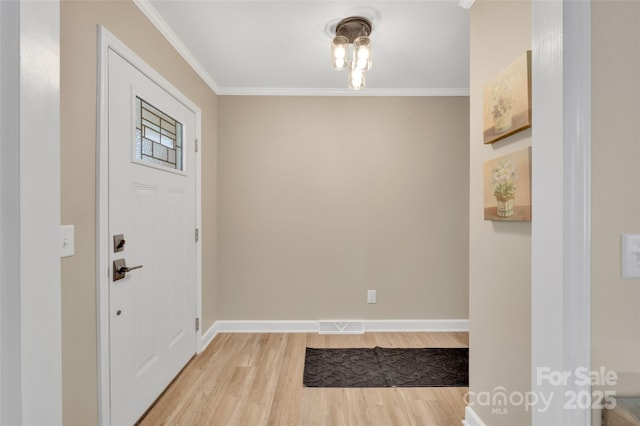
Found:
<box><xmin>216</xmin><ymin>87</ymin><xmax>470</xmax><ymax>97</ymax></box>
<box><xmin>133</xmin><ymin>0</ymin><xmax>221</xmax><ymax>93</ymax></box>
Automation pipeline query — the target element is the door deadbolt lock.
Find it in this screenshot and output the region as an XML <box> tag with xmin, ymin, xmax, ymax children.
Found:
<box><xmin>113</xmin><ymin>234</ymin><xmax>126</xmax><ymax>252</ymax></box>
<box><xmin>113</xmin><ymin>258</ymin><xmax>143</xmax><ymax>281</ymax></box>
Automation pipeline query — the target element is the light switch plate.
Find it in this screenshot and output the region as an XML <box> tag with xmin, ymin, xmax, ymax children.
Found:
<box><xmin>60</xmin><ymin>225</ymin><xmax>75</xmax><ymax>258</ymax></box>
<box><xmin>621</xmin><ymin>234</ymin><xmax>640</xmax><ymax>278</ymax></box>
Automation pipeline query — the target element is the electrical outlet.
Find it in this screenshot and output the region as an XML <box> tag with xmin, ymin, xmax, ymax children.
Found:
<box><xmin>367</xmin><ymin>290</ymin><xmax>377</xmax><ymax>304</ymax></box>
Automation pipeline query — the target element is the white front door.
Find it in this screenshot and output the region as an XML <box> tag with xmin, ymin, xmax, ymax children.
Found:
<box><xmin>107</xmin><ymin>48</ymin><xmax>197</xmax><ymax>425</ymax></box>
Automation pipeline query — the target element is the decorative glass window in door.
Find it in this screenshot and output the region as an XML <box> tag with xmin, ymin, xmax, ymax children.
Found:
<box><xmin>135</xmin><ymin>96</ymin><xmax>183</xmax><ymax>171</ymax></box>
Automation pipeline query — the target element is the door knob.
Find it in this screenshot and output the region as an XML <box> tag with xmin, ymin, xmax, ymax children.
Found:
<box><xmin>113</xmin><ymin>258</ymin><xmax>143</xmax><ymax>281</ymax></box>
<box><xmin>117</xmin><ymin>265</ymin><xmax>143</xmax><ymax>274</ymax></box>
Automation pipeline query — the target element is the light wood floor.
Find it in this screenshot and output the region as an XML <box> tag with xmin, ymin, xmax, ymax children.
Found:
<box><xmin>140</xmin><ymin>332</ymin><xmax>469</xmax><ymax>426</ymax></box>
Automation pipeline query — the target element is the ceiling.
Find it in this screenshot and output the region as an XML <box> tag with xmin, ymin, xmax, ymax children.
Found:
<box><xmin>138</xmin><ymin>1</ymin><xmax>470</xmax><ymax>96</ymax></box>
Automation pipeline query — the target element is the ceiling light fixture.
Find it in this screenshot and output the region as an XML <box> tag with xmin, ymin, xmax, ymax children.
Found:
<box><xmin>331</xmin><ymin>16</ymin><xmax>372</xmax><ymax>90</ymax></box>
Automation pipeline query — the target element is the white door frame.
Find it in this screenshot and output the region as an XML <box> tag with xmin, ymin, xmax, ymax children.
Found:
<box><xmin>1</xmin><ymin>0</ymin><xmax>62</xmax><ymax>424</ymax></box>
<box><xmin>96</xmin><ymin>26</ymin><xmax>203</xmax><ymax>426</ymax></box>
<box><xmin>531</xmin><ymin>0</ymin><xmax>591</xmax><ymax>424</ymax></box>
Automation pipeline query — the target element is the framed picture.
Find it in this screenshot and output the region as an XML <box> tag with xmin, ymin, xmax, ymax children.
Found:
<box><xmin>483</xmin><ymin>51</ymin><xmax>532</xmax><ymax>144</ymax></box>
<box><xmin>483</xmin><ymin>147</ymin><xmax>531</xmax><ymax>221</ymax></box>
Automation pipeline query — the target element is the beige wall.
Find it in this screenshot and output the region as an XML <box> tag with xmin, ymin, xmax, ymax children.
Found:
<box><xmin>592</xmin><ymin>0</ymin><xmax>640</xmax><ymax>380</ymax></box>
<box><xmin>60</xmin><ymin>1</ymin><xmax>217</xmax><ymax>424</ymax></box>
<box><xmin>469</xmin><ymin>1</ymin><xmax>531</xmax><ymax>424</ymax></box>
<box><xmin>218</xmin><ymin>96</ymin><xmax>469</xmax><ymax>320</ymax></box>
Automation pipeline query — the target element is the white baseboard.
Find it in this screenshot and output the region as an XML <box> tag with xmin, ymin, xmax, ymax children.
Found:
<box><xmin>211</xmin><ymin>319</ymin><xmax>469</xmax><ymax>334</ymax></box>
<box><xmin>198</xmin><ymin>322</ymin><xmax>219</xmax><ymax>353</ymax></box>
<box><xmin>213</xmin><ymin>320</ymin><xmax>318</xmax><ymax>333</ymax></box>
<box><xmin>364</xmin><ymin>319</ymin><xmax>469</xmax><ymax>332</ymax></box>
<box><xmin>462</xmin><ymin>406</ymin><xmax>486</xmax><ymax>426</ymax></box>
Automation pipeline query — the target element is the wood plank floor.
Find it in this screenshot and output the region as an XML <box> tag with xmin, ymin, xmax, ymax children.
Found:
<box><xmin>140</xmin><ymin>332</ymin><xmax>469</xmax><ymax>426</ymax></box>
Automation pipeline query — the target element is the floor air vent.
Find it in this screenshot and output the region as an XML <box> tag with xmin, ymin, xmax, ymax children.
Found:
<box><xmin>317</xmin><ymin>320</ymin><xmax>365</xmax><ymax>335</ymax></box>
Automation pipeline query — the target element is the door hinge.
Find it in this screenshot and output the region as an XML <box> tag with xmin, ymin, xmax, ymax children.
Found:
<box><xmin>195</xmin><ymin>228</ymin><xmax>200</xmax><ymax>242</ymax></box>
<box><xmin>195</xmin><ymin>138</ymin><xmax>199</xmax><ymax>153</ymax></box>
<box><xmin>195</xmin><ymin>318</ymin><xmax>200</xmax><ymax>331</ymax></box>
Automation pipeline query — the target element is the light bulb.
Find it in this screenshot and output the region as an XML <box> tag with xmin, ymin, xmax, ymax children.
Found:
<box><xmin>348</xmin><ymin>68</ymin><xmax>366</xmax><ymax>90</ymax></box>
<box><xmin>331</xmin><ymin>36</ymin><xmax>350</xmax><ymax>70</ymax></box>
<box><xmin>352</xmin><ymin>36</ymin><xmax>372</xmax><ymax>71</ymax></box>
<box><xmin>357</xmin><ymin>48</ymin><xmax>370</xmax><ymax>60</ymax></box>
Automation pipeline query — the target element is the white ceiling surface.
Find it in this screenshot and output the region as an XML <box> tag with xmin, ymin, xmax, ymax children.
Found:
<box><xmin>141</xmin><ymin>1</ymin><xmax>470</xmax><ymax>96</ymax></box>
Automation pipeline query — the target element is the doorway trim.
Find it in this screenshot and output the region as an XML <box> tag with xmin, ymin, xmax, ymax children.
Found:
<box><xmin>1</xmin><ymin>1</ymin><xmax>62</xmax><ymax>424</ymax></box>
<box><xmin>96</xmin><ymin>26</ymin><xmax>202</xmax><ymax>426</ymax></box>
<box><xmin>531</xmin><ymin>0</ymin><xmax>591</xmax><ymax>424</ymax></box>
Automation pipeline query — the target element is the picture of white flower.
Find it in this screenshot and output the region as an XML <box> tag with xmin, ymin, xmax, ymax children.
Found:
<box><xmin>483</xmin><ymin>51</ymin><xmax>532</xmax><ymax>144</ymax></box>
<box><xmin>492</xmin><ymin>160</ymin><xmax>517</xmax><ymax>201</ymax></box>
<box><xmin>483</xmin><ymin>148</ymin><xmax>531</xmax><ymax>221</ymax></box>
<box><xmin>490</xmin><ymin>77</ymin><xmax>514</xmax><ymax>133</ymax></box>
